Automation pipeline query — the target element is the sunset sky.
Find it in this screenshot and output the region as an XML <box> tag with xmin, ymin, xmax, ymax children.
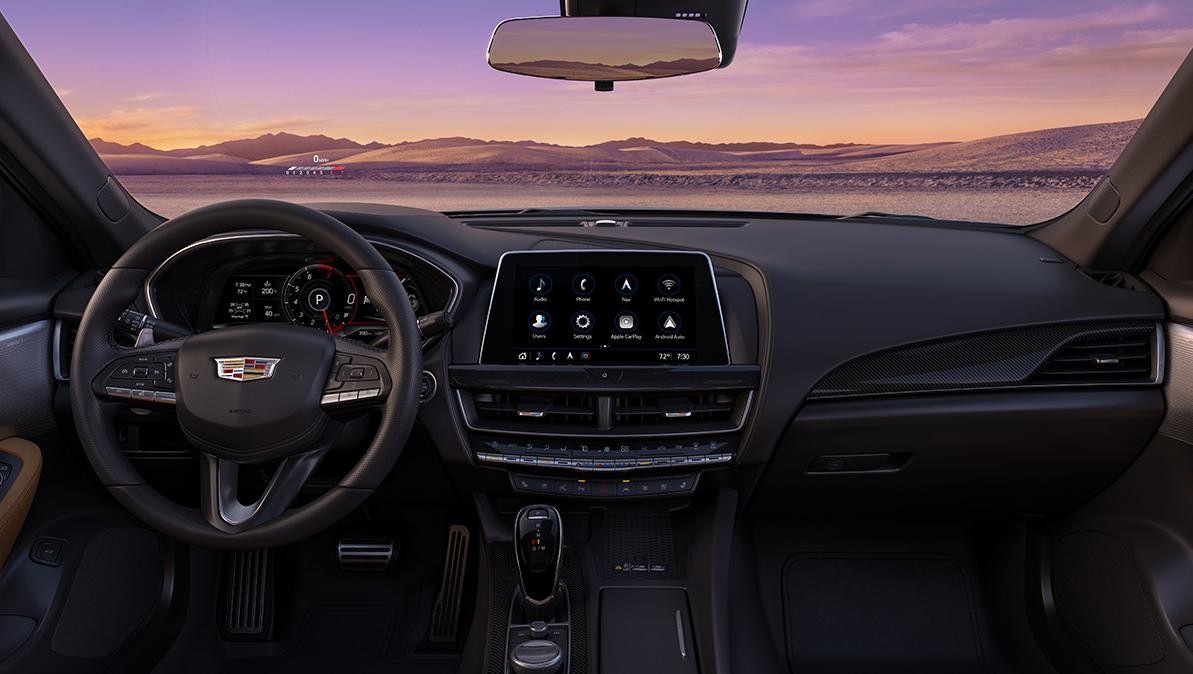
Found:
<box><xmin>3</xmin><ymin>0</ymin><xmax>1191</xmax><ymax>148</ymax></box>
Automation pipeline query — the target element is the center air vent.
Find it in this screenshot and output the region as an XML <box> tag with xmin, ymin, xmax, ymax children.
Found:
<box><xmin>462</xmin><ymin>389</ymin><xmax>749</xmax><ymax>436</ymax></box>
<box><xmin>1030</xmin><ymin>330</ymin><xmax>1157</xmax><ymax>385</ymax></box>
<box><xmin>613</xmin><ymin>393</ymin><xmax>738</xmax><ymax>427</ymax></box>
<box><xmin>472</xmin><ymin>392</ymin><xmax>596</xmax><ymax>426</ymax></box>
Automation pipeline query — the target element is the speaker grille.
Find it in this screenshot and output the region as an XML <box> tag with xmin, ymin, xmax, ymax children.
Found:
<box><xmin>1087</xmin><ymin>178</ymin><xmax>1121</xmax><ymax>223</ymax></box>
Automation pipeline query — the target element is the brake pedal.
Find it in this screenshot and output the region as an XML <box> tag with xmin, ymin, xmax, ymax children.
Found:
<box><xmin>221</xmin><ymin>548</ymin><xmax>274</xmax><ymax>640</ymax></box>
<box><xmin>337</xmin><ymin>536</ymin><xmax>396</xmax><ymax>572</ymax></box>
<box><xmin>429</xmin><ymin>524</ymin><xmax>471</xmax><ymax>643</ymax></box>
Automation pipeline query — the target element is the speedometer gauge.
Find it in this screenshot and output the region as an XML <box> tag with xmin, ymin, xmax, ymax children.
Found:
<box><xmin>282</xmin><ymin>264</ymin><xmax>357</xmax><ymax>332</ymax></box>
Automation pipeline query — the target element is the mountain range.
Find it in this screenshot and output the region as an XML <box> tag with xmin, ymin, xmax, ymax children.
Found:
<box><xmin>90</xmin><ymin>119</ymin><xmax>1142</xmax><ymax>176</ymax></box>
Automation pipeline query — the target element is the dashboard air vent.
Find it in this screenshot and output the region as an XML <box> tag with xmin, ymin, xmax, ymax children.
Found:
<box><xmin>472</xmin><ymin>392</ymin><xmax>596</xmax><ymax>426</ymax></box>
<box><xmin>1030</xmin><ymin>331</ymin><xmax>1156</xmax><ymax>385</ymax></box>
<box><xmin>461</xmin><ymin>388</ymin><xmax>749</xmax><ymax>436</ymax></box>
<box><xmin>613</xmin><ymin>393</ymin><xmax>738</xmax><ymax>427</ymax></box>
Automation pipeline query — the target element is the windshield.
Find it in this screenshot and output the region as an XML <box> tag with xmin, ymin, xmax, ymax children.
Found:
<box><xmin>6</xmin><ymin>1</ymin><xmax>1191</xmax><ymax>224</ymax></box>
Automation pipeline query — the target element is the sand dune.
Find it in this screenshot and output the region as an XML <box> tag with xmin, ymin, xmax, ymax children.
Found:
<box><xmin>830</xmin><ymin>121</ymin><xmax>1141</xmax><ymax>173</ymax></box>
<box><xmin>98</xmin><ymin>153</ymin><xmax>253</xmax><ymax>174</ymax></box>
<box><xmin>93</xmin><ymin>119</ymin><xmax>1141</xmax><ymax>176</ymax></box>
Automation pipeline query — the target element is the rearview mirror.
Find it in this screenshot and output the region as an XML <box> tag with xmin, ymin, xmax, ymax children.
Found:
<box><xmin>487</xmin><ymin>16</ymin><xmax>722</xmax><ymax>85</ymax></box>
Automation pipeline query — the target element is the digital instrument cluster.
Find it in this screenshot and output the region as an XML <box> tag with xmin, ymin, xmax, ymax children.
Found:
<box><xmin>480</xmin><ymin>250</ymin><xmax>730</xmax><ymax>365</ymax></box>
<box><xmin>216</xmin><ymin>260</ymin><xmax>423</xmax><ymax>337</ymax></box>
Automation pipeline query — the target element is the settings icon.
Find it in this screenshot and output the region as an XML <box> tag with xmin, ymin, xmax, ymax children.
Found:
<box><xmin>572</xmin><ymin>311</ymin><xmax>594</xmax><ymax>332</ymax></box>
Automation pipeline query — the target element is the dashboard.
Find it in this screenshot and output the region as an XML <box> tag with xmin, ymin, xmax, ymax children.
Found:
<box><xmin>123</xmin><ymin>204</ymin><xmax>1169</xmax><ymax>518</ymax></box>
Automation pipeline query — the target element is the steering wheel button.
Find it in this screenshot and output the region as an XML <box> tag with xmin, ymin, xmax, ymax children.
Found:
<box><xmin>155</xmin><ymin>391</ymin><xmax>177</xmax><ymax>404</ymax></box>
<box><xmin>337</xmin><ymin>364</ymin><xmax>379</xmax><ymax>381</ymax></box>
<box><xmin>105</xmin><ymin>386</ymin><xmax>131</xmax><ymax>399</ymax></box>
<box><xmin>357</xmin><ymin>388</ymin><xmax>380</xmax><ymax>400</ymax></box>
<box><xmin>339</xmin><ymin>390</ymin><xmax>359</xmax><ymax>402</ymax></box>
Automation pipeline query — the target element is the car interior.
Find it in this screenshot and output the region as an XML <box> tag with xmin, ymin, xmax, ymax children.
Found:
<box><xmin>2</xmin><ymin>1</ymin><xmax>1193</xmax><ymax>673</ymax></box>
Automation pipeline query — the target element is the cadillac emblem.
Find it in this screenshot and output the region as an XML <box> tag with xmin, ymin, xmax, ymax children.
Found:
<box><xmin>214</xmin><ymin>357</ymin><xmax>281</xmax><ymax>382</ymax></box>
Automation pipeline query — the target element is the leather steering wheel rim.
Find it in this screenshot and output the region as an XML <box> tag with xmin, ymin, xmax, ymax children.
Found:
<box><xmin>70</xmin><ymin>199</ymin><xmax>423</xmax><ymax>549</ymax></box>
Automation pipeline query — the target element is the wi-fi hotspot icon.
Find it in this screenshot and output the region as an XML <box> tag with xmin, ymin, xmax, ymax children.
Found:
<box><xmin>658</xmin><ymin>275</ymin><xmax>681</xmax><ymax>295</ymax></box>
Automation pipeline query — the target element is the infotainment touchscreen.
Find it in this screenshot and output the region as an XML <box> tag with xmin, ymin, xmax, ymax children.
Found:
<box><xmin>479</xmin><ymin>250</ymin><xmax>730</xmax><ymax>365</ymax></box>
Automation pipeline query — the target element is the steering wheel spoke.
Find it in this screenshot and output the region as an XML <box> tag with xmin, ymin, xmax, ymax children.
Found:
<box><xmin>200</xmin><ymin>447</ymin><xmax>327</xmax><ymax>532</ymax></box>
<box><xmin>93</xmin><ymin>340</ymin><xmax>186</xmax><ymax>408</ymax></box>
<box><xmin>319</xmin><ymin>339</ymin><xmax>393</xmax><ymax>411</ymax></box>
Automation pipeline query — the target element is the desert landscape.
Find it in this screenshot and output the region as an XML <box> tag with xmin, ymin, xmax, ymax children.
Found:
<box><xmin>95</xmin><ymin>119</ymin><xmax>1140</xmax><ymax>224</ymax></box>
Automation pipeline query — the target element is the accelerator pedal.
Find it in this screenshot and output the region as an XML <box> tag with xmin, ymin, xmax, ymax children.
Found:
<box><xmin>429</xmin><ymin>524</ymin><xmax>471</xmax><ymax>643</ymax></box>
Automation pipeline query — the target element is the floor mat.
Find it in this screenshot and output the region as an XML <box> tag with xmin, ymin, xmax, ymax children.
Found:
<box><xmin>219</xmin><ymin>505</ymin><xmax>465</xmax><ymax>674</ymax></box>
<box><xmin>782</xmin><ymin>554</ymin><xmax>988</xmax><ymax>674</ymax></box>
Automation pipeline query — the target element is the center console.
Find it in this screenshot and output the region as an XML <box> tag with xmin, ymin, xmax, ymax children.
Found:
<box><xmin>451</xmin><ymin>250</ymin><xmax>759</xmax><ymax>500</ymax></box>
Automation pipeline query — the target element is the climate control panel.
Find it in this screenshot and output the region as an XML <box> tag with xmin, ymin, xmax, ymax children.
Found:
<box><xmin>474</xmin><ymin>437</ymin><xmax>734</xmax><ymax>472</ymax></box>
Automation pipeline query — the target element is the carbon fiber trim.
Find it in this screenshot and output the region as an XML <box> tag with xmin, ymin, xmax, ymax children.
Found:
<box><xmin>808</xmin><ymin>321</ymin><xmax>1160</xmax><ymax>399</ymax></box>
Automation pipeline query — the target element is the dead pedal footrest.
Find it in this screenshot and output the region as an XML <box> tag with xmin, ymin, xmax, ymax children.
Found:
<box><xmin>429</xmin><ymin>524</ymin><xmax>471</xmax><ymax>643</ymax></box>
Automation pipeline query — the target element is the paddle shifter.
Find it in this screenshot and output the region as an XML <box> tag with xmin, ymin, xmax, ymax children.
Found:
<box><xmin>514</xmin><ymin>504</ymin><xmax>563</xmax><ymax>611</ymax></box>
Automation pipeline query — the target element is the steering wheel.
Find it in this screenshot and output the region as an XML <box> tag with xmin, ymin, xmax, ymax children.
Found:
<box><xmin>70</xmin><ymin>200</ymin><xmax>422</xmax><ymax>549</ymax></box>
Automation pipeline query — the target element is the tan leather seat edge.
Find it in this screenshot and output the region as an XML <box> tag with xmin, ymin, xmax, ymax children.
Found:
<box><xmin>0</xmin><ymin>436</ymin><xmax>43</xmax><ymax>570</ymax></box>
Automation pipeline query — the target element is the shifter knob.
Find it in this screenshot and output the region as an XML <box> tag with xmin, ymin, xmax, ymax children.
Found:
<box><xmin>514</xmin><ymin>504</ymin><xmax>562</xmax><ymax>606</ymax></box>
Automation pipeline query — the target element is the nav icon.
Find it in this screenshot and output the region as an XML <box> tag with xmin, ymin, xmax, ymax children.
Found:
<box><xmin>614</xmin><ymin>274</ymin><xmax>638</xmax><ymax>296</ymax></box>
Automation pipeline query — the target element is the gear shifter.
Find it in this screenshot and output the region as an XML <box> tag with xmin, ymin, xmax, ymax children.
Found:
<box><xmin>514</xmin><ymin>504</ymin><xmax>563</xmax><ymax>610</ymax></box>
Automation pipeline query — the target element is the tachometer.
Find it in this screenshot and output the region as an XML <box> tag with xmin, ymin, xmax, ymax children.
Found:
<box><xmin>282</xmin><ymin>264</ymin><xmax>357</xmax><ymax>332</ymax></box>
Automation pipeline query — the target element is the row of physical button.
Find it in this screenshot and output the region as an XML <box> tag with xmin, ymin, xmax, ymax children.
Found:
<box><xmin>477</xmin><ymin>452</ymin><xmax>731</xmax><ymax>471</ymax></box>
<box><xmin>510</xmin><ymin>473</ymin><xmax>697</xmax><ymax>497</ymax></box>
<box><xmin>105</xmin><ymin>386</ymin><xmax>176</xmax><ymax>405</ymax></box>
<box><xmin>320</xmin><ymin>388</ymin><xmax>381</xmax><ymax>406</ymax></box>
<box><xmin>481</xmin><ymin>438</ymin><xmax>732</xmax><ymax>458</ymax></box>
